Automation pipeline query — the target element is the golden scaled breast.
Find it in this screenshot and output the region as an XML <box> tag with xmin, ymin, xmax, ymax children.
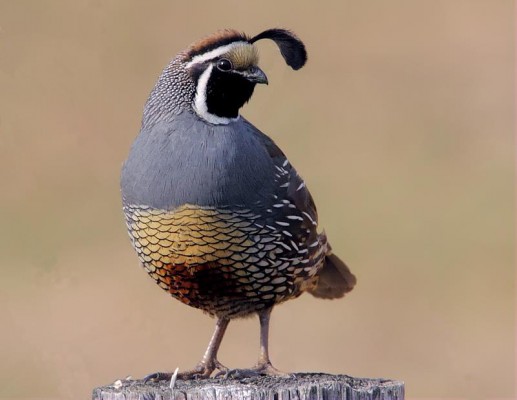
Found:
<box><xmin>125</xmin><ymin>204</ymin><xmax>262</xmax><ymax>267</ymax></box>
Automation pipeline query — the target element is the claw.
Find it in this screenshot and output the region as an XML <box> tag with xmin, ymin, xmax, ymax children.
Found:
<box><xmin>143</xmin><ymin>371</ymin><xmax>173</xmax><ymax>383</ymax></box>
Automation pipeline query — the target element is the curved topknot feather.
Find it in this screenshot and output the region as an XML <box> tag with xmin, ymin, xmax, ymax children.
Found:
<box><xmin>250</xmin><ymin>28</ymin><xmax>307</xmax><ymax>70</ymax></box>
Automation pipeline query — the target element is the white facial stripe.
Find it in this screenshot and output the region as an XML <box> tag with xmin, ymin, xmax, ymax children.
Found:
<box><xmin>193</xmin><ymin>63</ymin><xmax>239</xmax><ymax>125</ymax></box>
<box><xmin>186</xmin><ymin>41</ymin><xmax>249</xmax><ymax>68</ymax></box>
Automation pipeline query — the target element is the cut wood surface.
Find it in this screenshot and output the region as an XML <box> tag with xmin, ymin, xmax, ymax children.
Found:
<box><xmin>93</xmin><ymin>373</ymin><xmax>404</xmax><ymax>400</ymax></box>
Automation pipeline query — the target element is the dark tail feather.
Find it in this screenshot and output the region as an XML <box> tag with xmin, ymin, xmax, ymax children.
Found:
<box><xmin>308</xmin><ymin>253</ymin><xmax>357</xmax><ymax>299</ymax></box>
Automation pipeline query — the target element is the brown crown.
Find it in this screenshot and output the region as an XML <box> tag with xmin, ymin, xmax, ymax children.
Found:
<box><xmin>186</xmin><ymin>29</ymin><xmax>249</xmax><ymax>60</ymax></box>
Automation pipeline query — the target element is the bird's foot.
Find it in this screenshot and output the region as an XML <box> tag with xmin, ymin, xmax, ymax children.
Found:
<box><xmin>144</xmin><ymin>359</ymin><xmax>228</xmax><ymax>382</ymax></box>
<box><xmin>215</xmin><ymin>362</ymin><xmax>292</xmax><ymax>379</ymax></box>
<box><xmin>143</xmin><ymin>371</ymin><xmax>172</xmax><ymax>382</ymax></box>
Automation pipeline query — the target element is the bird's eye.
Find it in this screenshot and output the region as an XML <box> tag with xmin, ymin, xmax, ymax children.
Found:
<box><xmin>217</xmin><ymin>59</ymin><xmax>233</xmax><ymax>72</ymax></box>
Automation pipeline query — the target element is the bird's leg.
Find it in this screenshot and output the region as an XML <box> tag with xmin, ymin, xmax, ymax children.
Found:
<box><xmin>144</xmin><ymin>317</ymin><xmax>230</xmax><ymax>381</ymax></box>
<box><xmin>218</xmin><ymin>307</ymin><xmax>290</xmax><ymax>378</ymax></box>
<box><xmin>187</xmin><ymin>316</ymin><xmax>230</xmax><ymax>377</ymax></box>
<box><xmin>252</xmin><ymin>307</ymin><xmax>289</xmax><ymax>376</ymax></box>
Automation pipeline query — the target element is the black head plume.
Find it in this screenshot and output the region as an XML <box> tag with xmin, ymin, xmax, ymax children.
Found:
<box><xmin>250</xmin><ymin>29</ymin><xmax>307</xmax><ymax>70</ymax></box>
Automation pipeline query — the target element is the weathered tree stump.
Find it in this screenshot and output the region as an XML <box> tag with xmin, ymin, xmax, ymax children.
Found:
<box><xmin>93</xmin><ymin>373</ymin><xmax>404</xmax><ymax>400</ymax></box>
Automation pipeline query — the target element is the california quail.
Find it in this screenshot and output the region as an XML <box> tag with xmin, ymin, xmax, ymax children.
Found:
<box><xmin>121</xmin><ymin>28</ymin><xmax>356</xmax><ymax>380</ymax></box>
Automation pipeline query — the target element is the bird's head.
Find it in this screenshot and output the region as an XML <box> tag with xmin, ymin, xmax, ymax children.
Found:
<box><xmin>183</xmin><ymin>29</ymin><xmax>307</xmax><ymax>124</ymax></box>
<box><xmin>146</xmin><ymin>29</ymin><xmax>307</xmax><ymax>126</ymax></box>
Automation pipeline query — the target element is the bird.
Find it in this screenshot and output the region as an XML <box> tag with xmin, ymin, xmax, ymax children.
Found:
<box><xmin>120</xmin><ymin>28</ymin><xmax>356</xmax><ymax>381</ymax></box>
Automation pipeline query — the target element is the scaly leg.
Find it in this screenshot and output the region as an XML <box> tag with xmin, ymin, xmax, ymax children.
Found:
<box><xmin>144</xmin><ymin>317</ymin><xmax>230</xmax><ymax>381</ymax></box>
<box><xmin>253</xmin><ymin>307</ymin><xmax>289</xmax><ymax>375</ymax></box>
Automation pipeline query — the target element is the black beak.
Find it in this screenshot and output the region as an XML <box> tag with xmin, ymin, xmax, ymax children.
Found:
<box><xmin>243</xmin><ymin>66</ymin><xmax>268</xmax><ymax>85</ymax></box>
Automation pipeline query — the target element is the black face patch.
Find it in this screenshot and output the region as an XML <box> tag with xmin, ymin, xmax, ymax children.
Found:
<box><xmin>205</xmin><ymin>68</ymin><xmax>256</xmax><ymax>119</ymax></box>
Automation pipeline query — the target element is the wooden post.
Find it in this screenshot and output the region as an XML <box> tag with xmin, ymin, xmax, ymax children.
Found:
<box><xmin>93</xmin><ymin>373</ymin><xmax>404</xmax><ymax>400</ymax></box>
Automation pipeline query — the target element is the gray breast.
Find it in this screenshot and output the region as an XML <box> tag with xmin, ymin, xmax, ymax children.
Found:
<box><xmin>120</xmin><ymin>111</ymin><xmax>277</xmax><ymax>210</ymax></box>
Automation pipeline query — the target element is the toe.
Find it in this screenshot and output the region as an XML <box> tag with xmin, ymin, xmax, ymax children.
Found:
<box><xmin>259</xmin><ymin>364</ymin><xmax>292</xmax><ymax>377</ymax></box>
<box><xmin>214</xmin><ymin>363</ymin><xmax>291</xmax><ymax>379</ymax></box>
<box><xmin>143</xmin><ymin>371</ymin><xmax>173</xmax><ymax>382</ymax></box>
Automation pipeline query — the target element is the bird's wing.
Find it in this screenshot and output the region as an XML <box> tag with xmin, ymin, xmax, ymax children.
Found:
<box><xmin>253</xmin><ymin>127</ymin><xmax>319</xmax><ymax>227</ymax></box>
<box><xmin>247</xmin><ymin>124</ymin><xmax>328</xmax><ymax>283</ymax></box>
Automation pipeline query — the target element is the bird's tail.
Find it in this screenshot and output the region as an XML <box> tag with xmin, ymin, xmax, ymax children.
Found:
<box><xmin>308</xmin><ymin>249</ymin><xmax>356</xmax><ymax>300</ymax></box>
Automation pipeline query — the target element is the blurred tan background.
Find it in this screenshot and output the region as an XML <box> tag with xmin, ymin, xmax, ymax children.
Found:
<box><xmin>0</xmin><ymin>1</ymin><xmax>514</xmax><ymax>399</ymax></box>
